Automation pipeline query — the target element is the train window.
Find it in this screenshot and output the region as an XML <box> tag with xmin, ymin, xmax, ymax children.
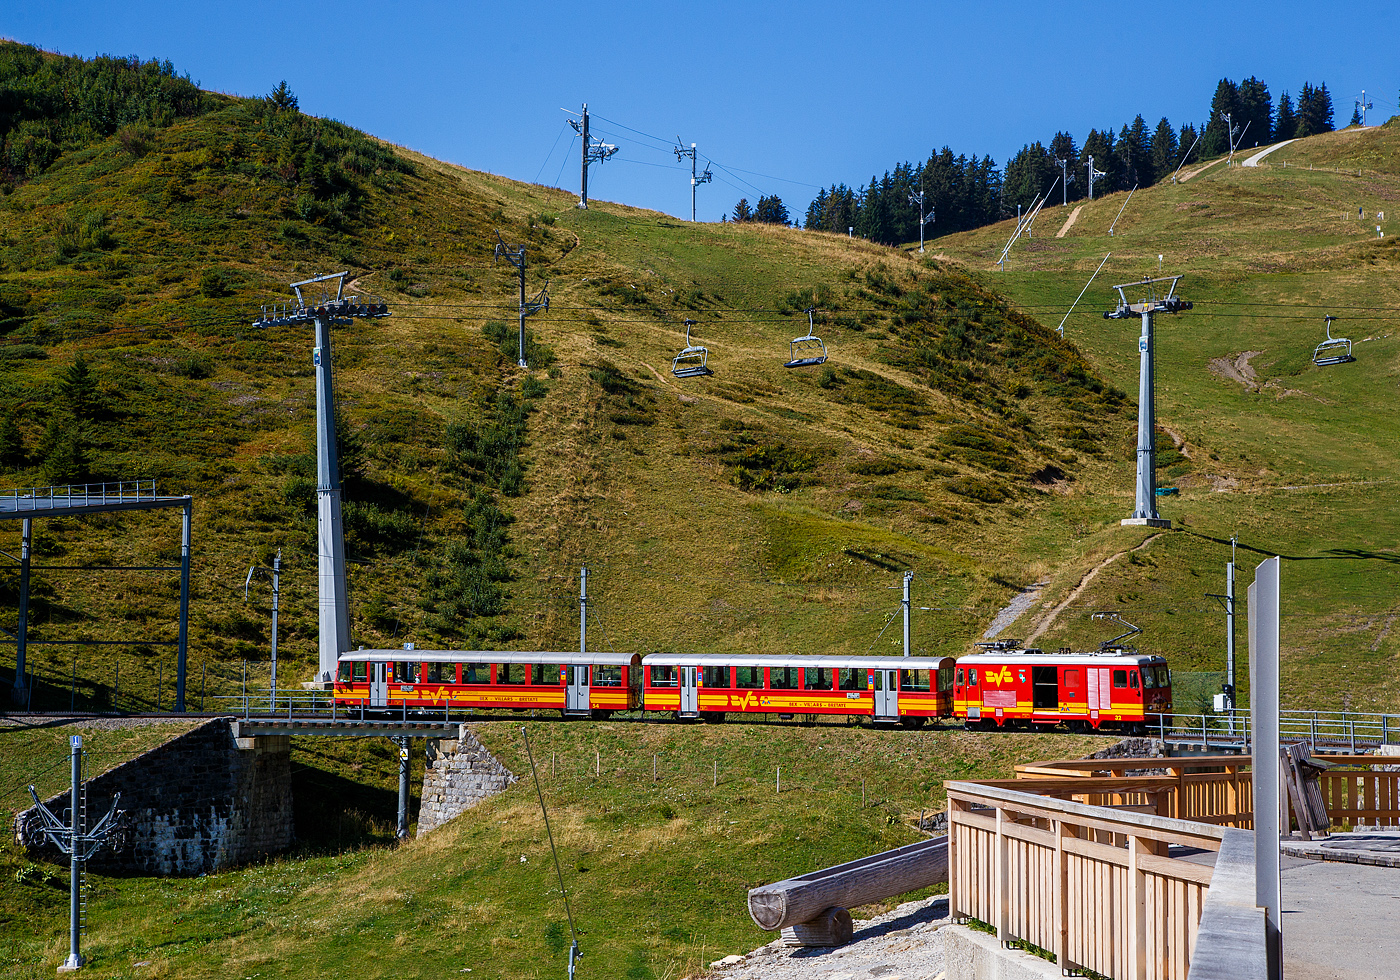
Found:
<box><xmin>969</xmin><ymin>669</ymin><xmax>978</xmax><ymax>686</ymax></box>
<box><xmin>338</xmin><ymin>662</ymin><xmax>354</xmax><ymax>682</ymax></box>
<box><xmin>425</xmin><ymin>663</ymin><xmax>454</xmax><ymax>683</ymax></box>
<box><xmin>735</xmin><ymin>666</ymin><xmax>764</xmax><ymax>689</ymax></box>
<box><xmin>803</xmin><ymin>667</ymin><xmax>831</xmax><ymax>690</ymax></box>
<box><xmin>837</xmin><ymin>668</ymin><xmax>864</xmax><ymax>691</ymax></box>
<box><xmin>1140</xmin><ymin>668</ymin><xmax>1155</xmax><ymax>689</ymax></box>
<box><xmin>463</xmin><ymin>663</ymin><xmax>489</xmax><ymax>684</ymax></box>
<box><xmin>1129</xmin><ymin>671</ymin><xmax>1139</xmax><ymax>689</ymax></box>
<box><xmin>899</xmin><ymin>670</ymin><xmax>931</xmax><ymax>692</ymax></box>
<box><xmin>532</xmin><ymin>663</ymin><xmax>560</xmax><ymax>685</ymax></box>
<box><xmin>701</xmin><ymin>665</ymin><xmax>730</xmax><ymax>688</ymax></box>
<box><xmin>1112</xmin><ymin>669</ymin><xmax>1128</xmax><ymax>689</ymax></box>
<box><xmin>650</xmin><ymin>665</ymin><xmax>679</xmax><ymax>688</ymax></box>
<box><xmin>595</xmin><ymin>665</ymin><xmax>623</xmax><ymax>687</ymax></box>
<box><xmin>499</xmin><ymin>663</ymin><xmax>527</xmax><ymax>684</ymax></box>
<box><xmin>1064</xmin><ymin>668</ymin><xmax>1080</xmax><ymax>688</ymax></box>
<box><xmin>393</xmin><ymin>662</ymin><xmax>416</xmax><ymax>683</ymax></box>
<box><xmin>770</xmin><ymin>666</ymin><xmax>799</xmax><ymax>689</ymax></box>
<box><xmin>956</xmin><ymin>667</ymin><xmax>964</xmax><ymax>686</ymax></box>
<box><xmin>353</xmin><ymin>661</ymin><xmax>366</xmax><ymax>681</ymax></box>
<box><xmin>1156</xmin><ymin>666</ymin><xmax>1170</xmax><ymax>687</ymax></box>
<box><xmin>938</xmin><ymin>666</ymin><xmax>953</xmax><ymax>692</ymax></box>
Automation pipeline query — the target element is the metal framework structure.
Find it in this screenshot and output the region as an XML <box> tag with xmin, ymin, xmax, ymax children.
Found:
<box><xmin>254</xmin><ymin>272</ymin><xmax>391</xmax><ymax>685</ymax></box>
<box><xmin>1312</xmin><ymin>315</ymin><xmax>1355</xmax><ymax>366</ymax></box>
<box><xmin>1356</xmin><ymin>90</ymin><xmax>1374</xmax><ymax>127</ymax></box>
<box><xmin>568</xmin><ymin>103</ymin><xmax>618</xmax><ymax>209</ymax></box>
<box><xmin>26</xmin><ymin>735</ymin><xmax>122</xmax><ymax>972</ymax></box>
<box><xmin>493</xmin><ymin>232</ymin><xmax>550</xmax><ymax>369</ymax></box>
<box><xmin>783</xmin><ymin>307</ymin><xmax>828</xmax><ymax>369</ymax></box>
<box><xmin>673</xmin><ymin>138</ymin><xmax>713</xmax><ymax>222</ymax></box>
<box><xmin>2</xmin><ymin>482</ymin><xmax>192</xmax><ymax>709</ymax></box>
<box><xmin>1104</xmin><ymin>275</ymin><xmax>1192</xmax><ymax>528</ymax></box>
<box><xmin>1087</xmin><ymin>156</ymin><xmax>1106</xmax><ymax>200</ymax></box>
<box><xmin>907</xmin><ymin>185</ymin><xmax>934</xmax><ymax>252</ymax></box>
<box><xmin>671</xmin><ymin>318</ymin><xmax>713</xmax><ymax>378</ymax></box>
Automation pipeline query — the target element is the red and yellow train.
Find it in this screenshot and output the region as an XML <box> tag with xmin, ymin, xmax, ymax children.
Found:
<box><xmin>335</xmin><ymin>643</ymin><xmax>1171</xmax><ymax>732</ymax></box>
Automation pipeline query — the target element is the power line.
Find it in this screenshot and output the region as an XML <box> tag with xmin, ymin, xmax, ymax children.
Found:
<box><xmin>533</xmin><ymin>122</ymin><xmax>572</xmax><ymax>186</ymax></box>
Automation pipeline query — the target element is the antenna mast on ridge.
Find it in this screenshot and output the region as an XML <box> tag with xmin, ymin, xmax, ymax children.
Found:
<box><xmin>568</xmin><ymin>103</ymin><xmax>619</xmax><ymax>209</ymax></box>
<box><xmin>674</xmin><ymin>137</ymin><xmax>713</xmax><ymax>222</ymax></box>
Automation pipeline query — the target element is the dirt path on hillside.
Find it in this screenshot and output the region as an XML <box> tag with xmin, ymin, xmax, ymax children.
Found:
<box><xmin>1056</xmin><ymin>205</ymin><xmax>1084</xmax><ymax>238</ymax></box>
<box><xmin>982</xmin><ymin>580</ymin><xmax>1050</xmax><ymax>640</ymax></box>
<box><xmin>1024</xmin><ymin>535</ymin><xmax>1163</xmax><ymax>644</ymax></box>
<box><xmin>1207</xmin><ymin>350</ymin><xmax>1263</xmax><ymax>391</ymax></box>
<box><xmin>1177</xmin><ymin>158</ymin><xmax>1224</xmax><ymax>183</ymax></box>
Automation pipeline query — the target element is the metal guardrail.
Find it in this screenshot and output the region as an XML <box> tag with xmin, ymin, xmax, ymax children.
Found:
<box><xmin>1</xmin><ymin>482</ymin><xmax>161</xmax><ymax>512</ymax></box>
<box><xmin>1155</xmin><ymin>709</ymin><xmax>1400</xmax><ymax>752</ymax></box>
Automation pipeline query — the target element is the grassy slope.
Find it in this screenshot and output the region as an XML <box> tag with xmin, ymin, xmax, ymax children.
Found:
<box><xmin>1</xmin><ymin>719</ymin><xmax>1105</xmax><ymax>979</ymax></box>
<box><xmin>928</xmin><ymin>120</ymin><xmax>1400</xmax><ymax>709</ymax></box>
<box><xmin>1</xmin><ymin>80</ymin><xmax>1132</xmax><ymax>710</ymax></box>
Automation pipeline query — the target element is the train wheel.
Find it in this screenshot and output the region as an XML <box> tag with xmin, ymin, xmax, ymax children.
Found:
<box><xmin>590</xmin><ymin>709</ymin><xmax>612</xmax><ymax>721</ymax></box>
<box><xmin>900</xmin><ymin>717</ymin><xmax>927</xmax><ymax>730</ymax></box>
<box><xmin>700</xmin><ymin>711</ymin><xmax>726</xmax><ymax>724</ymax></box>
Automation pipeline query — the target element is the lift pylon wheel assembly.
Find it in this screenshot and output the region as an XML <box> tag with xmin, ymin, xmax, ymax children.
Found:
<box><xmin>671</xmin><ymin>319</ymin><xmax>713</xmax><ymax>378</ymax></box>
<box><xmin>1312</xmin><ymin>315</ymin><xmax>1355</xmax><ymax>366</ymax></box>
<box><xmin>783</xmin><ymin>307</ymin><xmax>828</xmax><ymax>369</ymax></box>
<box><xmin>1104</xmin><ymin>275</ymin><xmax>1191</xmax><ymax>530</ymax></box>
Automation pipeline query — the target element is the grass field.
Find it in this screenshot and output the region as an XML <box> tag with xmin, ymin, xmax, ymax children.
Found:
<box><xmin>0</xmin><ymin>718</ymin><xmax>1106</xmax><ymax>979</ymax></box>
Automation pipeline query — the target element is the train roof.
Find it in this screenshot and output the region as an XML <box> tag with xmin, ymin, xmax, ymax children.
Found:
<box><xmin>341</xmin><ymin>649</ymin><xmax>639</xmax><ymax>666</ymax></box>
<box><xmin>957</xmin><ymin>649</ymin><xmax>1164</xmax><ymax>666</ymax></box>
<box><xmin>641</xmin><ymin>654</ymin><xmax>954</xmax><ymax>670</ymax></box>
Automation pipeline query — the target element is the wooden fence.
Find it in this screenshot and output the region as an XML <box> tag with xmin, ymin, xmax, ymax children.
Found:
<box><xmin>949</xmin><ymin>752</ymin><xmax>1400</xmax><ymax>980</ymax></box>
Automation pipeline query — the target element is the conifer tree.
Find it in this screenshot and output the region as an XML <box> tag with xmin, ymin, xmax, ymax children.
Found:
<box><xmin>1275</xmin><ymin>91</ymin><xmax>1297</xmax><ymax>140</ymax></box>
<box><xmin>1203</xmin><ymin>78</ymin><xmax>1240</xmax><ymax>156</ymax></box>
<box><xmin>1237</xmin><ymin>76</ymin><xmax>1272</xmax><ymax>146</ymax></box>
<box><xmin>753</xmin><ymin>195</ymin><xmax>790</xmax><ymax>225</ymax></box>
<box><xmin>1350</xmin><ymin>105</ymin><xmax>1363</xmax><ymax>126</ymax></box>
<box><xmin>1150</xmin><ymin>117</ymin><xmax>1178</xmax><ymax>182</ymax></box>
<box><xmin>731</xmin><ymin>198</ymin><xmax>752</xmax><ymax>222</ymax></box>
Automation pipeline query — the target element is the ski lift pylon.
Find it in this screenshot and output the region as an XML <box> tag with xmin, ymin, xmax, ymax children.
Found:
<box><xmin>671</xmin><ymin>318</ymin><xmax>713</xmax><ymax>378</ymax></box>
<box><xmin>784</xmin><ymin>306</ymin><xmax>828</xmax><ymax>368</ymax></box>
<box><xmin>1312</xmin><ymin>315</ymin><xmax>1355</xmax><ymax>366</ymax></box>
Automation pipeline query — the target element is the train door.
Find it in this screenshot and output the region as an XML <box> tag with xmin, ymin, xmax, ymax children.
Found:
<box><xmin>1032</xmin><ymin>666</ymin><xmax>1059</xmax><ymax>710</ymax></box>
<box><xmin>369</xmin><ymin>662</ymin><xmax>388</xmax><ymax>707</ymax></box>
<box><xmin>1087</xmin><ymin>666</ymin><xmax>1112</xmax><ymax>722</ymax></box>
<box><xmin>678</xmin><ymin>666</ymin><xmax>698</xmax><ymax>716</ymax></box>
<box><xmin>565</xmin><ymin>664</ymin><xmax>590</xmax><ymax>715</ymax></box>
<box><xmin>873</xmin><ymin>669</ymin><xmax>898</xmax><ymax>719</ymax></box>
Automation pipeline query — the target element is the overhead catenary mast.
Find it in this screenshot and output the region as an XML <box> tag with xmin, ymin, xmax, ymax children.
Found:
<box><xmin>568</xmin><ymin>103</ymin><xmax>618</xmax><ymax>209</ymax></box>
<box><xmin>673</xmin><ymin>138</ymin><xmax>713</xmax><ymax>222</ymax></box>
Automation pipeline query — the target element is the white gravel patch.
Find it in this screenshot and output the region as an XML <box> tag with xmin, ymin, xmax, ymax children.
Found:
<box><xmin>702</xmin><ymin>896</ymin><xmax>949</xmax><ymax>980</ymax></box>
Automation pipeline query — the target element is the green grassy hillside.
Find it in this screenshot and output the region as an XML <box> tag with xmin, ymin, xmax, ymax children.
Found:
<box><xmin>0</xmin><ymin>42</ymin><xmax>1138</xmax><ymax>714</ymax></box>
<box><xmin>930</xmin><ymin>120</ymin><xmax>1400</xmax><ymax>709</ymax></box>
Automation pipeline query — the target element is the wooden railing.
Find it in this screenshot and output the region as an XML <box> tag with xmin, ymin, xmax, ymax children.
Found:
<box><xmin>948</xmin><ymin>780</ymin><xmax>1226</xmax><ymax>980</ymax></box>
<box><xmin>1308</xmin><ymin>755</ymin><xmax>1400</xmax><ymax>829</ymax></box>
<box><xmin>1013</xmin><ymin>756</ymin><xmax>1255</xmax><ymax>828</ymax></box>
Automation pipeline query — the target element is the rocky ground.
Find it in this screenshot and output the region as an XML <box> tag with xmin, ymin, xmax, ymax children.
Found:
<box><xmin>701</xmin><ymin>896</ymin><xmax>950</xmax><ymax>980</ymax></box>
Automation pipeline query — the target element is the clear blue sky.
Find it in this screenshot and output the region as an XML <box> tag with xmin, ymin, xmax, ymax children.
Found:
<box><xmin>7</xmin><ymin>2</ymin><xmax>1397</xmax><ymax>222</ymax></box>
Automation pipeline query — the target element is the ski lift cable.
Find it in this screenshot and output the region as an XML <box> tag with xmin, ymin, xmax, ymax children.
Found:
<box><xmin>533</xmin><ymin>122</ymin><xmax>573</xmax><ymax>186</ymax></box>
<box><xmin>520</xmin><ymin>727</ymin><xmax>582</xmax><ymax>976</ymax></box>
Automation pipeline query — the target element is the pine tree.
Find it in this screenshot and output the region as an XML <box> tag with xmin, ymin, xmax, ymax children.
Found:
<box><xmin>731</xmin><ymin>198</ymin><xmax>752</xmax><ymax>222</ymax></box>
<box><xmin>1150</xmin><ymin>118</ymin><xmax>1179</xmax><ymax>183</ymax></box>
<box><xmin>265</xmin><ymin>80</ymin><xmax>298</xmax><ymax>113</ymax></box>
<box><xmin>753</xmin><ymin>195</ymin><xmax>790</xmax><ymax>225</ymax></box>
<box><xmin>1350</xmin><ymin>105</ymin><xmax>1363</xmax><ymax>127</ymax></box>
<box><xmin>1177</xmin><ymin>123</ymin><xmax>1200</xmax><ymax>168</ymax></box>
<box><xmin>58</xmin><ymin>354</ymin><xmax>96</xmax><ymax>422</ymax></box>
<box><xmin>804</xmin><ymin>188</ymin><xmax>828</xmax><ymax>229</ymax></box>
<box><xmin>1316</xmin><ymin>83</ymin><xmax>1335</xmax><ymax>132</ymax></box>
<box><xmin>1237</xmin><ymin>76</ymin><xmax>1272</xmax><ymax>146</ymax></box>
<box><xmin>1275</xmin><ymin>91</ymin><xmax>1296</xmax><ymax>140</ymax></box>
<box><xmin>1049</xmin><ymin>132</ymin><xmax>1080</xmax><ymax>200</ymax></box>
<box><xmin>1204</xmin><ymin>78</ymin><xmax>1240</xmax><ymax>156</ymax></box>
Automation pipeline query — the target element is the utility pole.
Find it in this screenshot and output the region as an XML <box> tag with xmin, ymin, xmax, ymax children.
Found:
<box><xmin>27</xmin><ymin>736</ymin><xmax>122</xmax><ymax>973</ymax></box>
<box><xmin>568</xmin><ymin>103</ymin><xmax>618</xmax><ymax>209</ymax></box>
<box><xmin>1056</xmin><ymin>158</ymin><xmax>1074</xmax><ymax>205</ymax></box>
<box><xmin>494</xmin><ymin>232</ymin><xmax>550</xmax><ymax>369</ymax></box>
<box><xmin>1104</xmin><ymin>275</ymin><xmax>1192</xmax><ymax>528</ymax></box>
<box><xmin>673</xmin><ymin>138</ymin><xmax>712</xmax><ymax>222</ymax></box>
<box><xmin>396</xmin><ymin>737</ymin><xmax>409</xmax><ymax>840</ymax></box>
<box><xmin>1357</xmin><ymin>90</ymin><xmax>1373</xmax><ymax>126</ymax></box>
<box><xmin>1219</xmin><ymin>111</ymin><xmax>1245</xmax><ymax>166</ymax></box>
<box><xmin>579</xmin><ymin>567</ymin><xmax>588</xmax><ymax>655</ymax></box>
<box><xmin>908</xmin><ymin>185</ymin><xmax>934</xmax><ymax>252</ymax></box>
<box><xmin>901</xmin><ymin>570</ymin><xmax>913</xmax><ymax>657</ymax></box>
<box><xmin>11</xmin><ymin>517</ymin><xmax>31</xmax><ymax>705</ymax></box>
<box><xmin>253</xmin><ymin>274</ymin><xmax>389</xmax><ymax>685</ymax></box>
<box><xmin>1088</xmin><ymin>156</ymin><xmax>1105</xmax><ymax>200</ymax></box>
<box><xmin>245</xmin><ymin>549</ymin><xmax>281</xmax><ymax>709</ymax></box>
<box><xmin>1205</xmin><ymin>535</ymin><xmax>1238</xmax><ymax>723</ymax></box>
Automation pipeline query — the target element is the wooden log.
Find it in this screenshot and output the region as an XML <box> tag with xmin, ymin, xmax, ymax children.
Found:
<box><xmin>780</xmin><ymin>906</ymin><xmax>852</xmax><ymax>947</ymax></box>
<box><xmin>747</xmin><ymin>835</ymin><xmax>948</xmax><ymax>931</ymax></box>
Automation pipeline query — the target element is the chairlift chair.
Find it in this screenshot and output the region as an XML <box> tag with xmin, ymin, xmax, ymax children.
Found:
<box><xmin>671</xmin><ymin>319</ymin><xmax>713</xmax><ymax>378</ymax></box>
<box><xmin>784</xmin><ymin>307</ymin><xmax>828</xmax><ymax>368</ymax></box>
<box><xmin>1312</xmin><ymin>315</ymin><xmax>1355</xmax><ymax>366</ymax></box>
